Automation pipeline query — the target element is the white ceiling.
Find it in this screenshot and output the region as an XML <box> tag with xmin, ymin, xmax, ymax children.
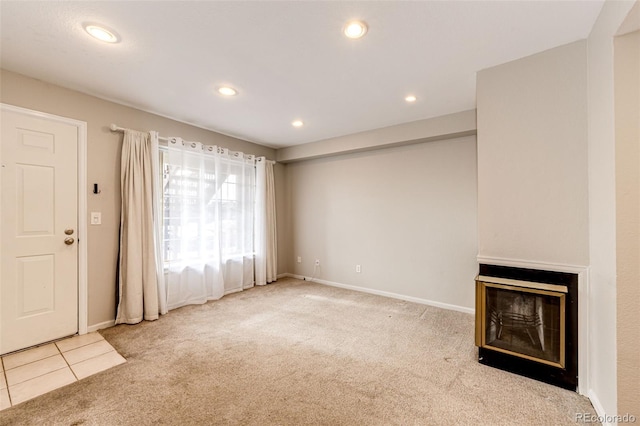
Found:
<box><xmin>1</xmin><ymin>1</ymin><xmax>604</xmax><ymax>149</ymax></box>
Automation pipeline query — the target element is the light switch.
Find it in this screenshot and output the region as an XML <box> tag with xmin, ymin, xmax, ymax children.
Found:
<box><xmin>91</xmin><ymin>212</ymin><xmax>102</xmax><ymax>225</ymax></box>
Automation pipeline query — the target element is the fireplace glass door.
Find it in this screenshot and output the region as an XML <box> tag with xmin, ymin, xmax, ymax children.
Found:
<box><xmin>476</xmin><ymin>279</ymin><xmax>566</xmax><ymax>368</ymax></box>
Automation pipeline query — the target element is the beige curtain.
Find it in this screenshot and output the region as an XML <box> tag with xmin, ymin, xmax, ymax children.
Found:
<box><xmin>116</xmin><ymin>130</ymin><xmax>160</xmax><ymax>324</ymax></box>
<box><xmin>255</xmin><ymin>157</ymin><xmax>277</xmax><ymax>285</ymax></box>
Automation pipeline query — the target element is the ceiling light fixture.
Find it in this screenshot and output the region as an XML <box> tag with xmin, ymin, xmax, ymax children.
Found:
<box><xmin>343</xmin><ymin>20</ymin><xmax>368</xmax><ymax>39</ymax></box>
<box><xmin>218</xmin><ymin>86</ymin><xmax>238</xmax><ymax>96</ymax></box>
<box><xmin>84</xmin><ymin>24</ymin><xmax>119</xmax><ymax>43</ymax></box>
<box><xmin>291</xmin><ymin>120</ymin><xmax>304</xmax><ymax>128</ymax></box>
<box><xmin>405</xmin><ymin>95</ymin><xmax>417</xmax><ymax>103</ymax></box>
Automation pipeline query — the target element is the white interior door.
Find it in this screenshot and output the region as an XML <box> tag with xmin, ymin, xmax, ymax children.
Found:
<box><xmin>1</xmin><ymin>107</ymin><xmax>79</xmax><ymax>355</ymax></box>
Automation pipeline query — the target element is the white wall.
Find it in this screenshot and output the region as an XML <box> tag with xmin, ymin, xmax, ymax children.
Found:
<box><xmin>476</xmin><ymin>40</ymin><xmax>589</xmax><ymax>267</ymax></box>
<box><xmin>287</xmin><ymin>136</ymin><xmax>478</xmax><ymax>311</ymax></box>
<box><xmin>587</xmin><ymin>0</ymin><xmax>637</xmax><ymax>418</ymax></box>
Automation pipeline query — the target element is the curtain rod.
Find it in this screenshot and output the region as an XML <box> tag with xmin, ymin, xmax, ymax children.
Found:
<box><xmin>109</xmin><ymin>123</ymin><xmax>170</xmax><ymax>142</ymax></box>
<box><xmin>109</xmin><ymin>123</ymin><xmax>276</xmax><ymax>164</ymax></box>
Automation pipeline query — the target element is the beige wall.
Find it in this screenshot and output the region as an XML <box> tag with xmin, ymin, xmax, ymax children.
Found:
<box><xmin>476</xmin><ymin>40</ymin><xmax>589</xmax><ymax>267</ymax></box>
<box><xmin>615</xmin><ymin>30</ymin><xmax>640</xmax><ymax>418</ymax></box>
<box><xmin>0</xmin><ymin>69</ymin><xmax>279</xmax><ymax>329</ymax></box>
<box><xmin>274</xmin><ymin>162</ymin><xmax>290</xmax><ymax>276</ymax></box>
<box><xmin>587</xmin><ymin>0</ymin><xmax>637</xmax><ymax>416</ymax></box>
<box><xmin>286</xmin><ymin>135</ymin><xmax>478</xmax><ymax>310</ymax></box>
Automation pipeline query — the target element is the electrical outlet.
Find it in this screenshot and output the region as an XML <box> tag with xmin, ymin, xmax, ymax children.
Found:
<box><xmin>356</xmin><ymin>265</ymin><xmax>361</xmax><ymax>273</ymax></box>
<box><xmin>297</xmin><ymin>256</ymin><xmax>302</xmax><ymax>263</ymax></box>
<box><xmin>315</xmin><ymin>259</ymin><xmax>320</xmax><ymax>266</ymax></box>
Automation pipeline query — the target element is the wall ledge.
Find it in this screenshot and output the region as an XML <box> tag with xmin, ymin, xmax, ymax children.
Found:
<box><xmin>276</xmin><ymin>109</ymin><xmax>476</xmax><ymax>163</ymax></box>
<box><xmin>476</xmin><ymin>255</ymin><xmax>588</xmax><ymax>274</ymax></box>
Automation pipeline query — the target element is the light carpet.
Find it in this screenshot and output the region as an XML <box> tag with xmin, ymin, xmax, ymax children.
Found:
<box><xmin>0</xmin><ymin>277</ymin><xmax>596</xmax><ymax>425</ymax></box>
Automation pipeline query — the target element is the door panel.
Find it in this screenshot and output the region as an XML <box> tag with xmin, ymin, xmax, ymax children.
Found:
<box><xmin>17</xmin><ymin>164</ymin><xmax>55</xmax><ymax>235</ymax></box>
<box><xmin>18</xmin><ymin>254</ymin><xmax>55</xmax><ymax>315</ymax></box>
<box><xmin>1</xmin><ymin>108</ymin><xmax>78</xmax><ymax>355</ymax></box>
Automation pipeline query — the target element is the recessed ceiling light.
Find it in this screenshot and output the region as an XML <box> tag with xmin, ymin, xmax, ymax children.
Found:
<box><xmin>292</xmin><ymin>120</ymin><xmax>304</xmax><ymax>128</ymax></box>
<box><xmin>84</xmin><ymin>24</ymin><xmax>119</xmax><ymax>43</ymax></box>
<box><xmin>405</xmin><ymin>95</ymin><xmax>417</xmax><ymax>103</ymax></box>
<box><xmin>343</xmin><ymin>20</ymin><xmax>368</xmax><ymax>39</ymax></box>
<box><xmin>218</xmin><ymin>86</ymin><xmax>238</xmax><ymax>96</ymax></box>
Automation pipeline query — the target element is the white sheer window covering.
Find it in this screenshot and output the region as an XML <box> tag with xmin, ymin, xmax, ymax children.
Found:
<box><xmin>113</xmin><ymin>124</ymin><xmax>277</xmax><ymax>319</ymax></box>
<box><xmin>161</xmin><ymin>138</ymin><xmax>257</xmax><ymax>310</ymax></box>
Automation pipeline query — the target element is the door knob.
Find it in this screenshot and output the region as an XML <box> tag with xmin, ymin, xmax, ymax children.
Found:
<box><xmin>64</xmin><ymin>237</ymin><xmax>75</xmax><ymax>245</ymax></box>
<box><xmin>64</xmin><ymin>228</ymin><xmax>74</xmax><ymax>235</ymax></box>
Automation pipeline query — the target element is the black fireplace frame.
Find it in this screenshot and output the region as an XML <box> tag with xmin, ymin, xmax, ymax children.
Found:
<box><xmin>476</xmin><ymin>264</ymin><xmax>578</xmax><ymax>391</ymax></box>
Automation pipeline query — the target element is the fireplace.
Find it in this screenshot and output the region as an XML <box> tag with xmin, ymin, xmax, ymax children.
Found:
<box><xmin>475</xmin><ymin>265</ymin><xmax>578</xmax><ymax>390</ymax></box>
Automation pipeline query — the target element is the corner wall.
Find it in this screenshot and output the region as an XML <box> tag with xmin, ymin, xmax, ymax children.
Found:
<box><xmin>274</xmin><ymin>162</ymin><xmax>291</xmax><ymax>276</ymax></box>
<box><xmin>614</xmin><ymin>29</ymin><xmax>640</xmax><ymax>419</ymax></box>
<box><xmin>0</xmin><ymin>69</ymin><xmax>279</xmax><ymax>329</ymax></box>
<box><xmin>587</xmin><ymin>0</ymin><xmax>637</xmax><ymax>418</ymax></box>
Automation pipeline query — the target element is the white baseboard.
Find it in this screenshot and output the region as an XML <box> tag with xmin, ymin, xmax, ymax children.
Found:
<box><xmin>281</xmin><ymin>273</ymin><xmax>474</xmax><ymax>315</ymax></box>
<box><xmin>587</xmin><ymin>390</ymin><xmax>613</xmax><ymax>426</ymax></box>
<box><xmin>87</xmin><ymin>320</ymin><xmax>116</xmax><ymax>333</ymax></box>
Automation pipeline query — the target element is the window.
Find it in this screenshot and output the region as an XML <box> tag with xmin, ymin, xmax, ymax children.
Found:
<box><xmin>160</xmin><ymin>147</ymin><xmax>255</xmax><ymax>265</ymax></box>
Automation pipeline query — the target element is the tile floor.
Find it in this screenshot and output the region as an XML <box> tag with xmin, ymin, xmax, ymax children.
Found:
<box><xmin>0</xmin><ymin>332</ymin><xmax>125</xmax><ymax>410</ymax></box>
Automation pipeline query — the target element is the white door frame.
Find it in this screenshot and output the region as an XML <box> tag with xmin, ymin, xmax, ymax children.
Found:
<box><xmin>1</xmin><ymin>103</ymin><xmax>88</xmax><ymax>336</ymax></box>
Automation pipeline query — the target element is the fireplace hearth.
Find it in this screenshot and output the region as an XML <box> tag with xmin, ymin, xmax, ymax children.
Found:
<box><xmin>475</xmin><ymin>265</ymin><xmax>578</xmax><ymax>390</ymax></box>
